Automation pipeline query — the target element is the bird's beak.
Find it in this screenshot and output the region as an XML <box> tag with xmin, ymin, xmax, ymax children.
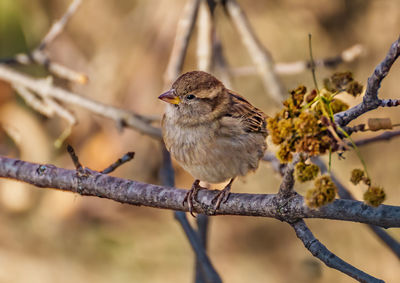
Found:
<box><xmin>158</xmin><ymin>89</ymin><xmax>180</xmax><ymax>105</ymax></box>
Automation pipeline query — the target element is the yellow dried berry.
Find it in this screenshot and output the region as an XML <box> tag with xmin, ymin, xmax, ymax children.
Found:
<box><xmin>346</xmin><ymin>81</ymin><xmax>363</xmax><ymax>97</ymax></box>
<box><xmin>294</xmin><ymin>111</ymin><xmax>320</xmax><ymax>136</ymax></box>
<box><xmin>295</xmin><ymin>161</ymin><xmax>319</xmax><ymax>183</ymax></box>
<box><xmin>350</xmin><ymin>169</ymin><xmax>364</xmax><ymax>185</ymax></box>
<box><xmin>363</xmin><ymin>186</ymin><xmax>385</xmax><ymax>207</ymax></box>
<box><xmin>330</xmin><ymin>99</ymin><xmax>349</xmax><ymax>114</ymax></box>
<box><xmin>290</xmin><ymin>85</ymin><xmax>307</xmax><ymax>107</ymax></box>
<box><xmin>305</xmin><ymin>175</ymin><xmax>337</xmax><ymax>208</ymax></box>
<box><xmin>277</xmin><ymin>143</ymin><xmax>293</xmax><ymax>163</ymax></box>
<box><xmin>277</xmin><ymin>119</ymin><xmax>295</xmax><ymax>140</ymax></box>
<box><xmin>267</xmin><ymin>116</ymin><xmax>282</xmax><ymax>145</ymax></box>
<box><xmin>294</xmin><ymin>137</ymin><xmax>321</xmax><ymax>156</ymax></box>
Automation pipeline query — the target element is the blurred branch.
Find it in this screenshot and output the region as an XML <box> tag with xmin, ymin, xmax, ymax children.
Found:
<box><xmin>312</xmin><ymin>157</ymin><xmax>400</xmax><ymax>259</ymax></box>
<box><xmin>232</xmin><ymin>44</ymin><xmax>364</xmax><ymax>76</ymax></box>
<box><xmin>0</xmin><ymin>65</ymin><xmax>161</xmax><ymax>139</ymax></box>
<box><xmin>195</xmin><ymin>2</ymin><xmax>214</xmax><ymax>282</ymax></box>
<box><xmin>290</xmin><ymin>220</ymin><xmax>383</xmax><ymax>283</ymax></box>
<box><xmin>174</xmin><ymin>212</ymin><xmax>222</xmax><ymax>283</ymax></box>
<box><xmin>197</xmin><ymin>0</ymin><xmax>213</xmax><ymax>72</ymax></box>
<box><xmin>354</xmin><ymin>130</ymin><xmax>400</xmax><ymax>147</ymax></box>
<box><xmin>224</xmin><ymin>0</ymin><xmax>285</xmax><ymax>104</ymax></box>
<box><xmin>1</xmin><ymin>156</ymin><xmax>399</xmax><ymax>228</ymax></box>
<box><xmin>159</xmin><ymin>145</ymin><xmax>222</xmax><ymax>283</ymax></box>
<box><xmin>1</xmin><ymin>0</ymin><xmax>87</xmax><ymax>84</ymax></box>
<box><xmin>335</xmin><ymin>36</ymin><xmax>400</xmax><ymax>127</ymax></box>
<box><xmin>38</xmin><ymin>0</ymin><xmax>83</xmax><ymax>50</ymax></box>
<box><xmin>164</xmin><ymin>0</ymin><xmax>201</xmax><ymax>86</ymax></box>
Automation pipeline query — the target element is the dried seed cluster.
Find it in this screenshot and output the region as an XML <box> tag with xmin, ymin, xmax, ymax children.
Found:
<box><xmin>267</xmin><ymin>84</ymin><xmax>349</xmax><ymax>163</ymax></box>
<box><xmin>324</xmin><ymin>71</ymin><xmax>364</xmax><ymax>97</ymax></box>
<box><xmin>295</xmin><ymin>161</ymin><xmax>319</xmax><ymax>183</ymax></box>
<box><xmin>305</xmin><ymin>175</ymin><xmax>338</xmax><ymax>208</ymax></box>
<box><xmin>350</xmin><ymin>169</ymin><xmax>385</xmax><ymax>207</ymax></box>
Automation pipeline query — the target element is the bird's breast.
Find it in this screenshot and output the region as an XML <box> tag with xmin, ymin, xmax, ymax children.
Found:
<box><xmin>162</xmin><ymin>115</ymin><xmax>266</xmax><ymax>184</ymax></box>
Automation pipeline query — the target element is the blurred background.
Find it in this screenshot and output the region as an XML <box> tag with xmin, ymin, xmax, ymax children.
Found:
<box><xmin>0</xmin><ymin>0</ymin><xmax>399</xmax><ymax>282</ymax></box>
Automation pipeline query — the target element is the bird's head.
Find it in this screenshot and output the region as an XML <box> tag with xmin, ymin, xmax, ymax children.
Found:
<box><xmin>158</xmin><ymin>71</ymin><xmax>229</xmax><ymax>124</ymax></box>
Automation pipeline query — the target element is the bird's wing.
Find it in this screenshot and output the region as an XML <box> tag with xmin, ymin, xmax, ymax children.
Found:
<box><xmin>226</xmin><ymin>90</ymin><xmax>268</xmax><ymax>136</ymax></box>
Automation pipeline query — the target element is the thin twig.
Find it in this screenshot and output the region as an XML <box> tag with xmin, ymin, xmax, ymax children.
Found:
<box><xmin>290</xmin><ymin>219</ymin><xmax>384</xmax><ymax>283</ymax></box>
<box><xmin>66</xmin><ymin>144</ymin><xmax>83</xmax><ymax>170</ymax></box>
<box><xmin>13</xmin><ymin>84</ymin><xmax>54</xmax><ymax>117</ymax></box>
<box><xmin>232</xmin><ymin>44</ymin><xmax>364</xmax><ymax>76</ymax></box>
<box><xmin>1</xmin><ymin>0</ymin><xmax>87</xmax><ymax>84</ymax></box>
<box><xmin>38</xmin><ymin>0</ymin><xmax>83</xmax><ymax>50</ymax></box>
<box><xmin>224</xmin><ymin>0</ymin><xmax>285</xmax><ymax>104</ymax></box>
<box><xmin>101</xmin><ymin>152</ymin><xmax>135</xmax><ymax>174</ymax></box>
<box><xmin>335</xmin><ymin>36</ymin><xmax>400</xmax><ymax>127</ymax></box>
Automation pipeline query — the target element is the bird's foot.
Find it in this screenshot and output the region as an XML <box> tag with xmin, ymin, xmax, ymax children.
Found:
<box><xmin>183</xmin><ymin>180</ymin><xmax>207</xmax><ymax>217</ymax></box>
<box><xmin>211</xmin><ymin>178</ymin><xmax>234</xmax><ymax>214</ymax></box>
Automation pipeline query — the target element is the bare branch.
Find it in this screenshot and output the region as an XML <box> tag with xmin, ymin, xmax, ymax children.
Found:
<box><xmin>101</xmin><ymin>152</ymin><xmax>135</xmax><ymax>174</ymax></box>
<box><xmin>197</xmin><ymin>0</ymin><xmax>213</xmax><ymax>72</ymax></box>
<box><xmin>2</xmin><ymin>0</ymin><xmax>87</xmax><ymax>84</ymax></box>
<box><xmin>291</xmin><ymin>220</ymin><xmax>384</xmax><ymax>283</ymax></box>
<box><xmin>224</xmin><ymin>0</ymin><xmax>285</xmax><ymax>104</ymax></box>
<box><xmin>233</xmin><ymin>44</ymin><xmax>364</xmax><ymax>76</ymax></box>
<box><xmin>0</xmin><ymin>65</ymin><xmax>161</xmax><ymax>139</ymax></box>
<box><xmin>1</xmin><ymin>156</ymin><xmax>399</xmax><ymax>228</ymax></box>
<box><xmin>164</xmin><ymin>0</ymin><xmax>201</xmax><ymax>86</ymax></box>
<box><xmin>38</xmin><ymin>0</ymin><xmax>83</xmax><ymax>50</ymax></box>
<box><xmin>335</xmin><ymin>36</ymin><xmax>400</xmax><ymax>127</ymax></box>
<box><xmin>13</xmin><ymin>84</ymin><xmax>54</xmax><ymax>117</ymax></box>
<box><xmin>354</xmin><ymin>130</ymin><xmax>400</xmax><ymax>147</ymax></box>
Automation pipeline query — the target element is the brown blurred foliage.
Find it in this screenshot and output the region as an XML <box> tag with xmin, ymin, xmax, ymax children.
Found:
<box><xmin>0</xmin><ymin>0</ymin><xmax>399</xmax><ymax>282</ymax></box>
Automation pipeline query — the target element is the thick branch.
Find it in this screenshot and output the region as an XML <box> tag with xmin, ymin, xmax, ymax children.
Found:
<box><xmin>291</xmin><ymin>220</ymin><xmax>383</xmax><ymax>283</ymax></box>
<box><xmin>1</xmin><ymin>156</ymin><xmax>399</xmax><ymax>228</ymax></box>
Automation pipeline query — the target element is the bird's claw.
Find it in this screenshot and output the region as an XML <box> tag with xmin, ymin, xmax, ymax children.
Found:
<box><xmin>183</xmin><ymin>180</ymin><xmax>206</xmax><ymax>217</ymax></box>
<box><xmin>211</xmin><ymin>178</ymin><xmax>234</xmax><ymax>214</ymax></box>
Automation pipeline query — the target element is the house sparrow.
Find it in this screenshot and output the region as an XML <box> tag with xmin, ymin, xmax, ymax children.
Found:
<box><xmin>159</xmin><ymin>71</ymin><xmax>268</xmax><ymax>215</ymax></box>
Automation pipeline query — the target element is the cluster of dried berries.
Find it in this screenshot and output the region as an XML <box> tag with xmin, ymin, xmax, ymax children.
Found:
<box><xmin>350</xmin><ymin>169</ymin><xmax>385</xmax><ymax>207</ymax></box>
<box><xmin>305</xmin><ymin>175</ymin><xmax>338</xmax><ymax>208</ymax></box>
<box><xmin>267</xmin><ymin>83</ymin><xmax>350</xmax><ymax>163</ymax></box>
<box><xmin>363</xmin><ymin>186</ymin><xmax>386</xmax><ymax>207</ymax></box>
<box><xmin>324</xmin><ymin>71</ymin><xmax>364</xmax><ymax>97</ymax></box>
<box><xmin>295</xmin><ymin>161</ymin><xmax>319</xmax><ymax>183</ymax></box>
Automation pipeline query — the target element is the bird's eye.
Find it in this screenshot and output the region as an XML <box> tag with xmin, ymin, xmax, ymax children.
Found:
<box><xmin>186</xmin><ymin>94</ymin><xmax>196</xmax><ymax>100</ymax></box>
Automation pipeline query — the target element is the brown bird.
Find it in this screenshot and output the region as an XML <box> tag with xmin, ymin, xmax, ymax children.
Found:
<box><xmin>159</xmin><ymin>71</ymin><xmax>268</xmax><ymax>215</ymax></box>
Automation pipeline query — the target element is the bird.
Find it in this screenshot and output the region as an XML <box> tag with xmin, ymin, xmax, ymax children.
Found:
<box><xmin>158</xmin><ymin>71</ymin><xmax>268</xmax><ymax>216</ymax></box>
